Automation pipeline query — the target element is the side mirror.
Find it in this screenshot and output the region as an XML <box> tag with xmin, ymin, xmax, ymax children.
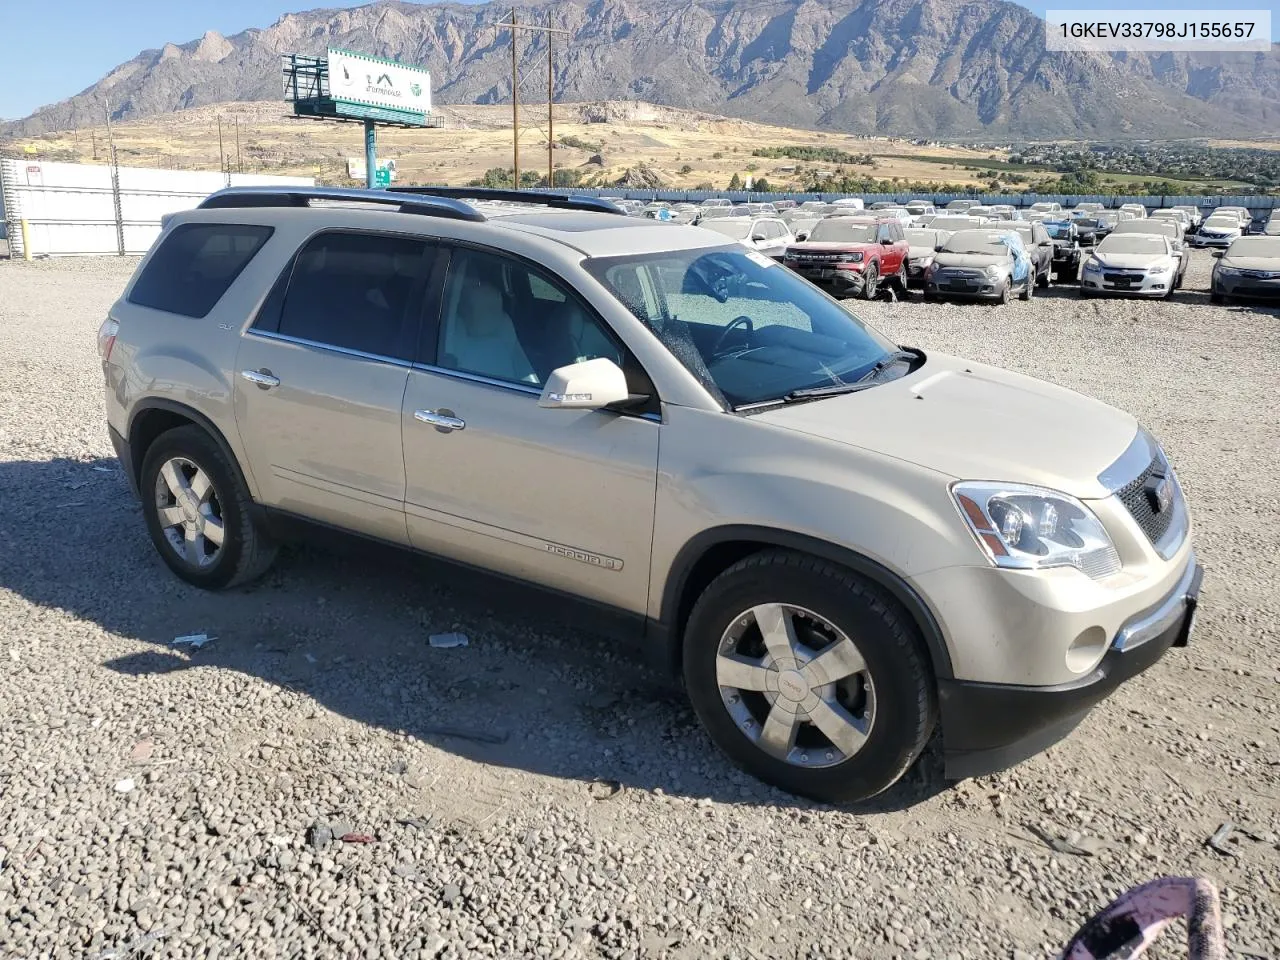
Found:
<box><xmin>934</xmin><ymin>244</ymin><xmax>944</xmax><ymax>253</ymax></box>
<box><xmin>1211</xmin><ymin>250</ymin><xmax>1225</xmax><ymax>258</ymax></box>
<box><xmin>538</xmin><ymin>358</ymin><xmax>630</xmax><ymax>411</ymax></box>
<box><xmin>796</xmin><ymin>233</ymin><xmax>808</xmax><ymax>242</ymax></box>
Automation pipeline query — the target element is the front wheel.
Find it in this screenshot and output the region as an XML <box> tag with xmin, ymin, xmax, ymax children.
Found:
<box><xmin>683</xmin><ymin>551</ymin><xmax>935</xmax><ymax>803</ymax></box>
<box><xmin>1020</xmin><ymin>275</ymin><xmax>1034</xmax><ymax>301</ymax></box>
<box><xmin>139</xmin><ymin>425</ymin><xmax>277</xmax><ymax>590</ymax></box>
<box><xmin>1209</xmin><ymin>289</ymin><xmax>1224</xmax><ymax>304</ymax></box>
<box><xmin>1037</xmin><ymin>265</ymin><xmax>1050</xmax><ymax>288</ymax></box>
<box><xmin>861</xmin><ymin>265</ymin><xmax>879</xmax><ymax>301</ymax></box>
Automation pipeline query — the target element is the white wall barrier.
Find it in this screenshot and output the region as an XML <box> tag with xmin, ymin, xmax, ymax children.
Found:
<box><xmin>0</xmin><ymin>159</ymin><xmax>314</xmax><ymax>258</ymax></box>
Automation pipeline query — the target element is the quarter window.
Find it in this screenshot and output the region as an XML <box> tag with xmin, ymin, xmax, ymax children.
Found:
<box><xmin>129</xmin><ymin>223</ymin><xmax>273</xmax><ymax>318</ymax></box>
<box><xmin>276</xmin><ymin>232</ymin><xmax>434</xmax><ymax>362</ymax></box>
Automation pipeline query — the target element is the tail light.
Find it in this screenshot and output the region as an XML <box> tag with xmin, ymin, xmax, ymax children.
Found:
<box><xmin>97</xmin><ymin>318</ymin><xmax>119</xmax><ymax>361</ymax></box>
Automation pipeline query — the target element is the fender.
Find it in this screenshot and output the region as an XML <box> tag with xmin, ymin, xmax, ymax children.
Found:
<box><xmin>125</xmin><ymin>398</ymin><xmax>261</xmax><ymax>509</ymax></box>
<box><xmin>655</xmin><ymin>524</ymin><xmax>954</xmax><ymax>681</ymax></box>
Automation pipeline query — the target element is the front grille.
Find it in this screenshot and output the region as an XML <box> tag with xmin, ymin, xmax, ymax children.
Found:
<box><xmin>1116</xmin><ymin>454</ymin><xmax>1177</xmax><ymax>545</ymax></box>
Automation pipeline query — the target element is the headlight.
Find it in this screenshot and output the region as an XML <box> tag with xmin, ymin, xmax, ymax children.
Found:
<box><xmin>845</xmin><ymin>252</ymin><xmax>865</xmax><ymax>263</ymax></box>
<box><xmin>915</xmin><ymin>257</ymin><xmax>933</xmax><ymax>269</ymax></box>
<box><xmin>1083</xmin><ymin>257</ymin><xmax>1102</xmax><ymax>272</ymax></box>
<box><xmin>951</xmin><ymin>482</ymin><xmax>1121</xmax><ymax>579</ymax></box>
<box><xmin>1148</xmin><ymin>264</ymin><xmax>1170</xmax><ymax>275</ymax></box>
<box><xmin>925</xmin><ymin>262</ymin><xmax>940</xmax><ymax>277</ymax></box>
<box><xmin>984</xmin><ymin>265</ymin><xmax>1003</xmax><ymax>278</ymax></box>
<box><xmin>1217</xmin><ymin>265</ymin><xmax>1241</xmax><ymax>277</ymax></box>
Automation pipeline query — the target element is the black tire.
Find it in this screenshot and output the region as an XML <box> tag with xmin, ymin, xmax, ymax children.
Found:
<box><xmin>1020</xmin><ymin>274</ymin><xmax>1033</xmax><ymax>301</ymax></box>
<box><xmin>682</xmin><ymin>550</ymin><xmax>936</xmax><ymax>803</ymax></box>
<box><xmin>895</xmin><ymin>266</ymin><xmax>908</xmax><ymax>294</ymax></box>
<box><xmin>861</xmin><ymin>264</ymin><xmax>879</xmax><ymax>301</ymax></box>
<box><xmin>1209</xmin><ymin>289</ymin><xmax>1224</xmax><ymax>304</ymax></box>
<box><xmin>997</xmin><ymin>283</ymin><xmax>1011</xmax><ymax>305</ymax></box>
<box><xmin>139</xmin><ymin>425</ymin><xmax>277</xmax><ymax>590</ymax></box>
<box><xmin>1036</xmin><ymin>264</ymin><xmax>1050</xmax><ymax>288</ymax></box>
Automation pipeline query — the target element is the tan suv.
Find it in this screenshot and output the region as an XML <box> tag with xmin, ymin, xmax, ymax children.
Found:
<box><xmin>99</xmin><ymin>186</ymin><xmax>1202</xmax><ymax>803</ymax></box>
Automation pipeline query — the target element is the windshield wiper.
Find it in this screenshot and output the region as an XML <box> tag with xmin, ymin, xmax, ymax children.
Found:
<box><xmin>782</xmin><ymin>349</ymin><xmax>917</xmax><ymax>402</ymax></box>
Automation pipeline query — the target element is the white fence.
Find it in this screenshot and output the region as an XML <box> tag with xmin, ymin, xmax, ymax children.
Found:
<box><xmin>0</xmin><ymin>159</ymin><xmax>314</xmax><ymax>258</ymax></box>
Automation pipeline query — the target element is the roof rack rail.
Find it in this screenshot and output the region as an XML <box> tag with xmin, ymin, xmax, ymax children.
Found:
<box><xmin>389</xmin><ymin>186</ymin><xmax>625</xmax><ymax>216</ymax></box>
<box><xmin>198</xmin><ymin>186</ymin><xmax>486</xmax><ymax>222</ymax></box>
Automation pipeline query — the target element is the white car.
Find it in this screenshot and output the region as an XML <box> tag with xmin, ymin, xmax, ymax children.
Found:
<box><xmin>829</xmin><ymin>198</ymin><xmax>865</xmax><ymax>211</ymax></box>
<box><xmin>1080</xmin><ymin>234</ymin><xmax>1180</xmax><ymax>298</ymax></box>
<box><xmin>878</xmin><ymin>206</ymin><xmax>915</xmax><ymax>228</ymax></box>
<box><xmin>700</xmin><ymin>198</ymin><xmax>733</xmax><ymax>209</ymax></box>
<box><xmin>1109</xmin><ymin>219</ymin><xmax>1186</xmax><ymax>286</ymax></box>
<box><xmin>966</xmin><ymin>205</ymin><xmax>995</xmax><ymax>220</ymax></box>
<box><xmin>699</xmin><ymin>216</ymin><xmax>795</xmax><ymax>259</ymax></box>
<box><xmin>927</xmin><ymin>215</ymin><xmax>988</xmax><ymax>233</ymax></box>
<box><xmin>1191</xmin><ymin>215</ymin><xmax>1245</xmax><ymax>248</ymax></box>
<box><xmin>1073</xmin><ymin>202</ymin><xmax>1105</xmax><ymax>217</ymax></box>
<box><xmin>1150</xmin><ymin>209</ymin><xmax>1191</xmax><ymax>232</ymax></box>
<box><xmin>1173</xmin><ymin>205</ymin><xmax>1204</xmax><ymax>230</ymax></box>
<box><xmin>744</xmin><ymin>201</ymin><xmax>779</xmax><ymax>217</ymax></box>
<box><xmin>944</xmin><ymin>199</ymin><xmax>979</xmax><ymax>212</ymax></box>
<box><xmin>905</xmin><ymin>201</ymin><xmax>937</xmax><ymax>218</ymax></box>
<box><xmin>1030</xmin><ymin>201</ymin><xmax>1063</xmax><ymax>214</ymax></box>
<box><xmin>1212</xmin><ymin>206</ymin><xmax>1253</xmax><ymax>229</ymax></box>
<box><xmin>1118</xmin><ymin>203</ymin><xmax>1148</xmax><ymax>219</ymax></box>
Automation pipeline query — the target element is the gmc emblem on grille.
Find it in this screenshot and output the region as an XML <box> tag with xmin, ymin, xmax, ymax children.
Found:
<box><xmin>1145</xmin><ymin>474</ymin><xmax>1173</xmax><ymax>514</ymax></box>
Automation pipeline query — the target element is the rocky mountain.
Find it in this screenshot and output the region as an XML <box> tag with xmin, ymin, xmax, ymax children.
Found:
<box><xmin>7</xmin><ymin>0</ymin><xmax>1279</xmax><ymax>138</ymax></box>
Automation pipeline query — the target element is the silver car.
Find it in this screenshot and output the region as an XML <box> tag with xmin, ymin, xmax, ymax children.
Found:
<box><xmin>100</xmin><ymin>185</ymin><xmax>1200</xmax><ymax>803</ymax></box>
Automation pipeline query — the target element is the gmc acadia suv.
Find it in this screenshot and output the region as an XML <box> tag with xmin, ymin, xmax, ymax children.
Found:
<box><xmin>99</xmin><ymin>186</ymin><xmax>1202</xmax><ymax>803</ymax></box>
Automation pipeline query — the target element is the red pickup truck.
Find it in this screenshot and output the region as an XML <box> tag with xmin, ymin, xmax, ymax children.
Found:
<box><xmin>781</xmin><ymin>216</ymin><xmax>909</xmax><ymax>299</ymax></box>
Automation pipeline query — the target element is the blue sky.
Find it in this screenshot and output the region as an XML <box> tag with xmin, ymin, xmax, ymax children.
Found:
<box><xmin>3</xmin><ymin>0</ymin><xmax>1276</xmax><ymax>119</ymax></box>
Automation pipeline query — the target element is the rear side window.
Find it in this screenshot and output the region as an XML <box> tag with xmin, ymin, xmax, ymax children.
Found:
<box><xmin>129</xmin><ymin>223</ymin><xmax>273</xmax><ymax>318</ymax></box>
<box><xmin>276</xmin><ymin>232</ymin><xmax>435</xmax><ymax>362</ymax></box>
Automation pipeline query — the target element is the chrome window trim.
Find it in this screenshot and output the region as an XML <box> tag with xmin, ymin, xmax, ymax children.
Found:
<box><xmin>409</xmin><ymin>362</ymin><xmax>543</xmax><ymax>396</ymax></box>
<box><xmin>244</xmin><ymin>329</ymin><xmax>414</xmax><ymax>368</ymax></box>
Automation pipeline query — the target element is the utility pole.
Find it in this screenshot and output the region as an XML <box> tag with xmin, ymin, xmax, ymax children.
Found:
<box><xmin>235</xmin><ymin>116</ymin><xmax>242</xmax><ymax>174</ymax></box>
<box><xmin>547</xmin><ymin>30</ymin><xmax>554</xmax><ymax>188</ymax></box>
<box><xmin>492</xmin><ymin>11</ymin><xmax>569</xmax><ymax>190</ymax></box>
<box><xmin>217</xmin><ymin>117</ymin><xmax>226</xmax><ymax>181</ymax></box>
<box><xmin>103</xmin><ymin>100</ymin><xmax>125</xmax><ymax>257</ymax></box>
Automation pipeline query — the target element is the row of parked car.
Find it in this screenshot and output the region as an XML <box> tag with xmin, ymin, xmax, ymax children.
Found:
<box><xmin>636</xmin><ymin>196</ymin><xmax>1280</xmax><ymax>305</ymax></box>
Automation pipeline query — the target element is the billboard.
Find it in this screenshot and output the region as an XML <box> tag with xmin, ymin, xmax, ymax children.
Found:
<box><xmin>347</xmin><ymin>157</ymin><xmax>397</xmax><ymax>185</ymax></box>
<box><xmin>327</xmin><ymin>49</ymin><xmax>431</xmax><ymax>116</ymax></box>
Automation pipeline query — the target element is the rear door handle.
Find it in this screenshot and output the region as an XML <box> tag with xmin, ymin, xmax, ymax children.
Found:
<box><xmin>414</xmin><ymin>409</ymin><xmax>466</xmax><ymax>432</ymax></box>
<box><xmin>241</xmin><ymin>369</ymin><xmax>280</xmax><ymax>389</ymax></box>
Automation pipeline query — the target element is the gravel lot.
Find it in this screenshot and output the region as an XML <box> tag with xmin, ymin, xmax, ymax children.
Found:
<box><xmin>0</xmin><ymin>251</ymin><xmax>1277</xmax><ymax>960</ymax></box>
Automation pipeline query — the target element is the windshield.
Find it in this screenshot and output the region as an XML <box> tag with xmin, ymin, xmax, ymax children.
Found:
<box><xmin>1045</xmin><ymin>221</ymin><xmax>1073</xmax><ymax>237</ymax></box>
<box><xmin>945</xmin><ymin>201</ymin><xmax>974</xmax><ymax>211</ymax></box>
<box><xmin>1097</xmin><ymin>235</ymin><xmax>1167</xmax><ymax>255</ymax></box>
<box><xmin>1203</xmin><ymin>218</ymin><xmax>1239</xmax><ymax>230</ymax></box>
<box><xmin>702</xmin><ymin>219</ymin><xmax>754</xmax><ymax>240</ymax></box>
<box><xmin>584</xmin><ymin>246</ymin><xmax>898</xmax><ymax>408</ymax></box>
<box><xmin>808</xmin><ymin>221</ymin><xmax>878</xmax><ymax>243</ymax></box>
<box><xmin>904</xmin><ymin>229</ymin><xmax>940</xmax><ymax>247</ymax></box>
<box><xmin>942</xmin><ymin>231</ymin><xmax>1013</xmax><ymax>255</ymax></box>
<box><xmin>1226</xmin><ymin>237</ymin><xmax>1280</xmax><ymax>257</ymax></box>
<box><xmin>929</xmin><ymin>217</ymin><xmax>978</xmax><ymax>232</ymax></box>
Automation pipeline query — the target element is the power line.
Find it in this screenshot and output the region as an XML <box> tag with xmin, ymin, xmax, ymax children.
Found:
<box><xmin>491</xmin><ymin>11</ymin><xmax>569</xmax><ymax>189</ymax></box>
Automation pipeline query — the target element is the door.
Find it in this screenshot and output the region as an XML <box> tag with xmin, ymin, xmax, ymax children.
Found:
<box><xmin>401</xmin><ymin>245</ymin><xmax>660</xmax><ymax>613</ymax></box>
<box><xmin>233</xmin><ymin>231</ymin><xmax>438</xmax><ymax>545</ymax></box>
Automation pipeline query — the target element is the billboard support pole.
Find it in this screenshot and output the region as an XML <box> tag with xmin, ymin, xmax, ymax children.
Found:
<box><xmin>364</xmin><ymin>120</ymin><xmax>377</xmax><ymax>190</ymax></box>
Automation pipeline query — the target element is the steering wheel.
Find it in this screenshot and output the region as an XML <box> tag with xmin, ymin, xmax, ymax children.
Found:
<box><xmin>709</xmin><ymin>315</ymin><xmax>754</xmax><ymax>359</ymax></box>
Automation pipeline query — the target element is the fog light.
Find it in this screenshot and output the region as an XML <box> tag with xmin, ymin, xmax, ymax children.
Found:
<box><xmin>1066</xmin><ymin>626</ymin><xmax>1108</xmax><ymax>673</ymax></box>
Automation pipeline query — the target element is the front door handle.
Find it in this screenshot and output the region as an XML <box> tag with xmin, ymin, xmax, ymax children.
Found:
<box><xmin>241</xmin><ymin>369</ymin><xmax>280</xmax><ymax>390</ymax></box>
<box><xmin>414</xmin><ymin>409</ymin><xmax>466</xmax><ymax>433</ymax></box>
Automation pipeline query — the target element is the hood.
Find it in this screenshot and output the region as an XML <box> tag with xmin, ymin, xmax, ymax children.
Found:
<box><xmin>906</xmin><ymin>244</ymin><xmax>935</xmax><ymax>259</ymax></box>
<box><xmin>754</xmin><ymin>353</ymin><xmax>1138</xmax><ymax>499</ymax></box>
<box><xmin>934</xmin><ymin>251</ymin><xmax>1007</xmax><ymax>269</ymax></box>
<box><xmin>1221</xmin><ymin>254</ymin><xmax>1280</xmax><ymax>271</ymax></box>
<box><xmin>787</xmin><ymin>241</ymin><xmax>876</xmax><ymax>255</ymax></box>
<box><xmin>1092</xmin><ymin>252</ymin><xmax>1171</xmax><ymax>269</ymax></box>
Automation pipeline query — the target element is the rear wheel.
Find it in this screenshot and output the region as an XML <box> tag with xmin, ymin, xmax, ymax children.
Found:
<box><xmin>139</xmin><ymin>425</ymin><xmax>277</xmax><ymax>590</ymax></box>
<box><xmin>861</xmin><ymin>265</ymin><xmax>879</xmax><ymax>301</ymax></box>
<box><xmin>1020</xmin><ymin>274</ymin><xmax>1034</xmax><ymax>301</ymax></box>
<box><xmin>1036</xmin><ymin>264</ymin><xmax>1050</xmax><ymax>288</ymax></box>
<box><xmin>683</xmin><ymin>551</ymin><xmax>935</xmax><ymax>803</ymax></box>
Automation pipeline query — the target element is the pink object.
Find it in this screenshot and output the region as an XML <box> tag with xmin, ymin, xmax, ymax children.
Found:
<box><xmin>1061</xmin><ymin>876</ymin><xmax>1225</xmax><ymax>959</ymax></box>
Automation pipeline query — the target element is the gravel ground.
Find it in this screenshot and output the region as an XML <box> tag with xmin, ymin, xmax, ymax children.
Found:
<box><xmin>0</xmin><ymin>252</ymin><xmax>1277</xmax><ymax>960</ymax></box>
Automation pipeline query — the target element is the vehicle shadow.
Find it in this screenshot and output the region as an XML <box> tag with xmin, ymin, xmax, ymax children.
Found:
<box><xmin>0</xmin><ymin>455</ymin><xmax>948</xmax><ymax>813</ymax></box>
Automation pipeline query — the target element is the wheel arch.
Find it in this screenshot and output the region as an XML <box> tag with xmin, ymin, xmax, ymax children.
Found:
<box><xmin>126</xmin><ymin>400</ymin><xmax>258</xmax><ymax>503</ymax></box>
<box><xmin>656</xmin><ymin>525</ymin><xmax>954</xmax><ymax>681</ymax></box>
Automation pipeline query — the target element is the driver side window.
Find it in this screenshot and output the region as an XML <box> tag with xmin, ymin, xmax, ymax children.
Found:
<box><xmin>436</xmin><ymin>248</ymin><xmax>623</xmax><ymax>388</ymax></box>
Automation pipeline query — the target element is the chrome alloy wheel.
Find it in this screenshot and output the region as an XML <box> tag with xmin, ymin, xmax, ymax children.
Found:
<box><xmin>716</xmin><ymin>603</ymin><xmax>876</xmax><ymax>769</ymax></box>
<box><xmin>154</xmin><ymin>457</ymin><xmax>224</xmax><ymax>568</ymax></box>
